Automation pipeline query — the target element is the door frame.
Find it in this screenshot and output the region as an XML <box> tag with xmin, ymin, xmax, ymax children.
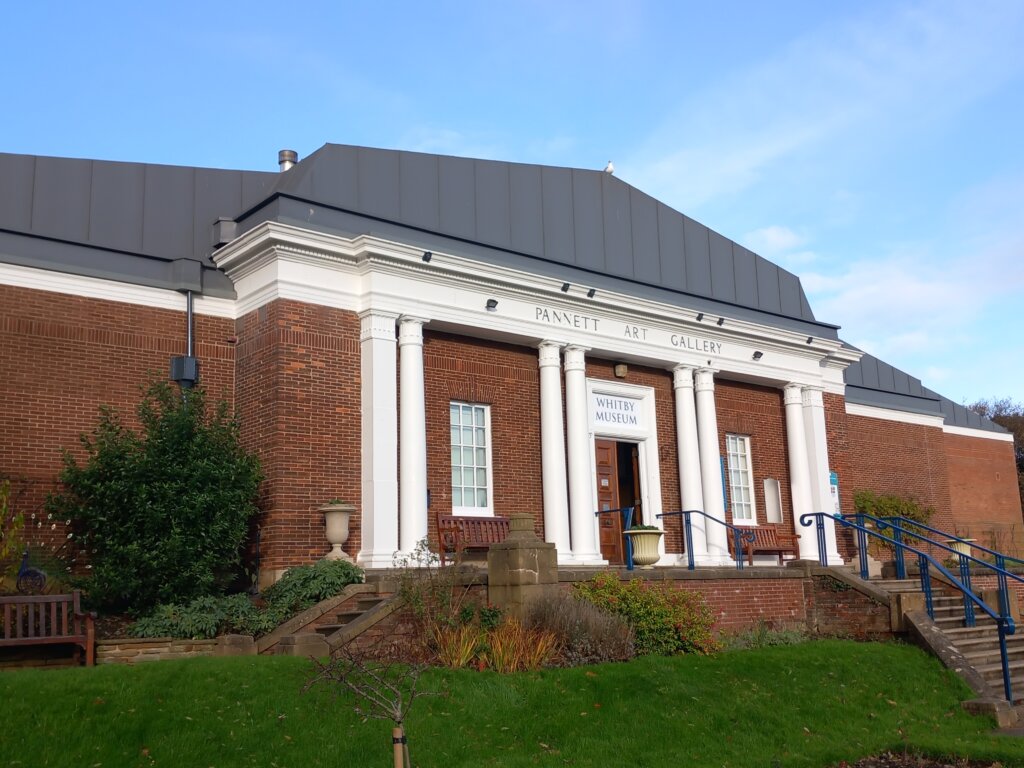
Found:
<box><xmin>586</xmin><ymin>379</ymin><xmax>666</xmax><ymax>562</ymax></box>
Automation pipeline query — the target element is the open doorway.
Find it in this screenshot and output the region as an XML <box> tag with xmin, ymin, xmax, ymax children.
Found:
<box><xmin>594</xmin><ymin>438</ymin><xmax>642</xmax><ymax>564</ymax></box>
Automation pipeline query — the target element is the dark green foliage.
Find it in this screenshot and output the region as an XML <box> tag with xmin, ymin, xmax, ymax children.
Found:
<box><xmin>723</xmin><ymin>619</ymin><xmax>810</xmax><ymax>650</ymax></box>
<box><xmin>853</xmin><ymin>490</ymin><xmax>936</xmax><ymax>525</ymax></box>
<box><xmin>261</xmin><ymin>559</ymin><xmax>365</xmax><ymax>614</ymax></box>
<box><xmin>46</xmin><ymin>381</ymin><xmax>262</xmax><ymax>613</ymax></box>
<box><xmin>573</xmin><ymin>572</ymin><xmax>719</xmax><ymax>655</ymax></box>
<box><xmin>131</xmin><ymin>559</ymin><xmax>365</xmax><ymax>639</ymax></box>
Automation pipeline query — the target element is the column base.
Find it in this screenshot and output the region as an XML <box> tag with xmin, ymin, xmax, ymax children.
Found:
<box><xmin>357</xmin><ymin>550</ymin><xmax>401</xmax><ymax>569</ymax></box>
<box><xmin>561</xmin><ymin>551</ymin><xmax>608</xmax><ymax>566</ymax></box>
<box><xmin>693</xmin><ymin>553</ymin><xmax>735</xmax><ymax>567</ymax></box>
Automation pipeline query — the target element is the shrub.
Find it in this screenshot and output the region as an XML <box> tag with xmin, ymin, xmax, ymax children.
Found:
<box><xmin>484</xmin><ymin>619</ymin><xmax>558</xmax><ymax>673</ymax></box>
<box><xmin>526</xmin><ymin>592</ymin><xmax>635</xmax><ymax>666</ymax></box>
<box><xmin>131</xmin><ymin>559</ymin><xmax>365</xmax><ymax>639</ymax></box>
<box><xmin>722</xmin><ymin>620</ymin><xmax>810</xmax><ymax>651</ymax></box>
<box><xmin>46</xmin><ymin>381</ymin><xmax>262</xmax><ymax>613</ymax></box>
<box><xmin>853</xmin><ymin>490</ymin><xmax>936</xmax><ymax>557</ymax></box>
<box><xmin>573</xmin><ymin>572</ymin><xmax>719</xmax><ymax>656</ymax></box>
<box><xmin>262</xmin><ymin>559</ymin><xmax>365</xmax><ymax>614</ymax></box>
<box><xmin>129</xmin><ymin>593</ymin><xmax>279</xmax><ymax>639</ymax></box>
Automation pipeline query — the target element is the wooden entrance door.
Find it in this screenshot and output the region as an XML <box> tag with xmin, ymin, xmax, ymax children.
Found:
<box><xmin>595</xmin><ymin>438</ymin><xmax>624</xmax><ymax>564</ymax></box>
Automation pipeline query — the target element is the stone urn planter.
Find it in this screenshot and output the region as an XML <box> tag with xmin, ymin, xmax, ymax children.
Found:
<box><xmin>319</xmin><ymin>502</ymin><xmax>355</xmax><ymax>562</ymax></box>
<box><xmin>946</xmin><ymin>538</ymin><xmax>976</xmax><ymax>558</ymax></box>
<box><xmin>623</xmin><ymin>528</ymin><xmax>663</xmax><ymax>569</ymax></box>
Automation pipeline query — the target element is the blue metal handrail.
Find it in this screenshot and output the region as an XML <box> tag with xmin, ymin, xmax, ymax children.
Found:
<box><xmin>594</xmin><ymin>506</ymin><xmax>636</xmax><ymax>570</ymax></box>
<box><xmin>872</xmin><ymin>515</ymin><xmax>1024</xmax><ymax>624</ymax></box>
<box><xmin>657</xmin><ymin>509</ymin><xmax>756</xmax><ymax>571</ymax></box>
<box><xmin>801</xmin><ymin>512</ymin><xmax>1017</xmax><ymax>702</ymax></box>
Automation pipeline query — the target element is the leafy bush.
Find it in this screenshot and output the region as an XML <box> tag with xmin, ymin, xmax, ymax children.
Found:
<box><xmin>131</xmin><ymin>559</ymin><xmax>365</xmax><ymax>639</ymax></box>
<box><xmin>46</xmin><ymin>381</ymin><xmax>262</xmax><ymax>613</ymax></box>
<box><xmin>526</xmin><ymin>592</ymin><xmax>635</xmax><ymax>666</ymax></box>
<box><xmin>262</xmin><ymin>559</ymin><xmax>365</xmax><ymax>614</ymax></box>
<box><xmin>484</xmin><ymin>618</ymin><xmax>558</xmax><ymax>673</ymax></box>
<box><xmin>853</xmin><ymin>490</ymin><xmax>935</xmax><ymax>557</ymax></box>
<box><xmin>129</xmin><ymin>593</ymin><xmax>280</xmax><ymax>639</ymax></box>
<box><xmin>573</xmin><ymin>572</ymin><xmax>719</xmax><ymax>656</ymax></box>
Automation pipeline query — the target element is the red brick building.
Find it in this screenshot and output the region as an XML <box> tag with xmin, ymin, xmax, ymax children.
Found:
<box><xmin>1</xmin><ymin>145</ymin><xmax>1019</xmax><ymax>584</ymax></box>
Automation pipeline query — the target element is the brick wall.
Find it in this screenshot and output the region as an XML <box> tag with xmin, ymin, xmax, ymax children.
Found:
<box><xmin>808</xmin><ymin>575</ymin><xmax>891</xmax><ymax>639</ymax></box>
<box><xmin>233</xmin><ymin>299</ymin><xmax>362</xmax><ymax>578</ymax></box>
<box><xmin>944</xmin><ymin>433</ymin><xmax>1024</xmax><ymax>554</ymax></box>
<box><xmin>423</xmin><ymin>331</ymin><xmax>544</xmax><ymax>539</ymax></box>
<box><xmin>0</xmin><ymin>285</ymin><xmax>234</xmax><ymax>553</ymax></box>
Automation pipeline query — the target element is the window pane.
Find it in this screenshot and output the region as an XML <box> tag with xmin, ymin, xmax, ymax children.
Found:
<box><xmin>476</xmin><ymin>427</ymin><xmax>485</xmax><ymax>445</ymax></box>
<box><xmin>462</xmin><ymin>447</ymin><xmax>474</xmax><ymax>466</ymax></box>
<box><xmin>475</xmin><ymin>407</ymin><xmax>485</xmax><ymax>426</ymax></box>
<box><xmin>477</xmin><ymin>489</ymin><xmax>488</xmax><ymax>507</ymax></box>
<box><xmin>450</xmin><ymin>405</ymin><xmax>460</xmax><ymax>425</ymax></box>
<box><xmin>476</xmin><ymin>447</ymin><xmax>486</xmax><ymax>465</ymax></box>
<box><xmin>476</xmin><ymin>468</ymin><xmax>486</xmax><ymax>486</ymax></box>
<box><xmin>451</xmin><ymin>447</ymin><xmax>460</xmax><ymax>465</ymax></box>
<box><xmin>450</xmin><ymin>426</ymin><xmax>459</xmax><ymax>444</ymax></box>
<box><xmin>462</xmin><ymin>405</ymin><xmax>473</xmax><ymax>423</ymax></box>
<box><xmin>462</xmin><ymin>426</ymin><xmax>473</xmax><ymax>444</ymax></box>
<box><xmin>452</xmin><ymin>468</ymin><xmax>461</xmax><ymax>485</ymax></box>
<box><xmin>452</xmin><ymin>488</ymin><xmax>462</xmax><ymax>506</ymax></box>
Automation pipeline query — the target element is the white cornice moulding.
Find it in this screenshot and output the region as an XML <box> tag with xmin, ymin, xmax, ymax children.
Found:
<box><xmin>213</xmin><ymin>222</ymin><xmax>860</xmax><ymax>368</ymax></box>
<box><xmin>845</xmin><ymin>402</ymin><xmax>945</xmax><ymax>428</ymax></box>
<box><xmin>942</xmin><ymin>424</ymin><xmax>1015</xmax><ymax>442</ymax></box>
<box><xmin>0</xmin><ymin>262</ymin><xmax>236</xmax><ymax>318</ymax></box>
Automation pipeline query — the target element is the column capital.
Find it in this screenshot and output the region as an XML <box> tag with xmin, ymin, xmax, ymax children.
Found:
<box><xmin>801</xmin><ymin>386</ymin><xmax>825</xmax><ymax>408</ymax></box>
<box><xmin>359</xmin><ymin>310</ymin><xmax>399</xmax><ymax>342</ymax></box>
<box><xmin>672</xmin><ymin>365</ymin><xmax>695</xmax><ymax>390</ymax></box>
<box><xmin>564</xmin><ymin>345</ymin><xmax>589</xmax><ymax>372</ymax></box>
<box><xmin>694</xmin><ymin>367</ymin><xmax>715</xmax><ymax>393</ymax></box>
<box><xmin>397</xmin><ymin>316</ymin><xmax>428</xmax><ymax>346</ymax></box>
<box><xmin>538</xmin><ymin>341</ymin><xmax>563</xmax><ymax>369</ymax></box>
<box><xmin>783</xmin><ymin>382</ymin><xmax>804</xmax><ymax>407</ymax></box>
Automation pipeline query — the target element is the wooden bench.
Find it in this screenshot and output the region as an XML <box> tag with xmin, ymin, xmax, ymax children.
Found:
<box><xmin>436</xmin><ymin>514</ymin><xmax>510</xmax><ymax>566</ymax></box>
<box><xmin>729</xmin><ymin>525</ymin><xmax>799</xmax><ymax>566</ymax></box>
<box><xmin>0</xmin><ymin>591</ymin><xmax>96</xmax><ymax>666</ymax></box>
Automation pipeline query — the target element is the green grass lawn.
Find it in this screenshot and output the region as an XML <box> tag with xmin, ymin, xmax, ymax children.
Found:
<box><xmin>2</xmin><ymin>640</ymin><xmax>1022</xmax><ymax>767</ymax></box>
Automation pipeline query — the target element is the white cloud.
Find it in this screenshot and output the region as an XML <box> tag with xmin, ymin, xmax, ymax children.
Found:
<box><xmin>742</xmin><ymin>225</ymin><xmax>806</xmax><ymax>256</ymax></box>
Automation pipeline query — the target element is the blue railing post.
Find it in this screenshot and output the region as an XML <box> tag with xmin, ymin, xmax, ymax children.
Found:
<box><xmin>889</xmin><ymin>518</ymin><xmax>907</xmax><ymax>580</ymax></box>
<box><xmin>855</xmin><ymin>513</ymin><xmax>869</xmax><ymax>580</ymax></box>
<box><xmin>958</xmin><ymin>552</ymin><xmax>975</xmax><ymax>627</ymax></box>
<box><xmin>732</xmin><ymin>527</ymin><xmax>746</xmax><ymax>571</ymax></box>
<box><xmin>623</xmin><ymin>507</ymin><xmax>635</xmax><ymax>571</ymax></box>
<box><xmin>683</xmin><ymin>511</ymin><xmax>695</xmax><ymax>571</ymax></box>
<box><xmin>815</xmin><ymin>514</ymin><xmax>827</xmax><ymax>566</ymax></box>
<box><xmin>996</xmin><ymin>555</ymin><xmax>1011</xmax><ymax>619</ymax></box>
<box><xmin>919</xmin><ymin>555</ymin><xmax>934</xmax><ymax>620</ymax></box>
<box><xmin>998</xmin><ymin>622</ymin><xmax>1014</xmax><ymax>703</ymax></box>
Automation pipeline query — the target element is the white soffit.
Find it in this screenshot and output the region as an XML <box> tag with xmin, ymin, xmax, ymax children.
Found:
<box><xmin>0</xmin><ymin>262</ymin><xmax>236</xmax><ymax>318</ymax></box>
<box><xmin>943</xmin><ymin>424</ymin><xmax>1015</xmax><ymax>442</ymax></box>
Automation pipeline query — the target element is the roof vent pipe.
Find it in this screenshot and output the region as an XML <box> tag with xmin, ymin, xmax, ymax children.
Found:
<box><xmin>278</xmin><ymin>149</ymin><xmax>298</xmax><ymax>171</ymax></box>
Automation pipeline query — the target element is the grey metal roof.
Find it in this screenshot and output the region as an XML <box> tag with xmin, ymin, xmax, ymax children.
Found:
<box><xmin>844</xmin><ymin>353</ymin><xmax>1007</xmax><ymax>433</ymax></box>
<box><xmin>237</xmin><ymin>144</ymin><xmax>829</xmax><ymax>336</ymax></box>
<box><xmin>0</xmin><ymin>152</ymin><xmax>276</xmax><ymax>297</ymax></box>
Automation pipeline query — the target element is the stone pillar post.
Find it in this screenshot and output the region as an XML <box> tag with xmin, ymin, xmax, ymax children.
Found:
<box><xmin>487</xmin><ymin>513</ymin><xmax>558</xmax><ymax>621</ymax></box>
<box><xmin>398</xmin><ymin>316</ymin><xmax>429</xmax><ymax>556</ymax></box>
<box><xmin>538</xmin><ymin>341</ymin><xmax>572</xmax><ymax>559</ymax></box>
<box><xmin>358</xmin><ymin>310</ymin><xmax>400</xmax><ymax>568</ymax></box>
<box><xmin>673</xmin><ymin>365</ymin><xmax>709</xmax><ymax>564</ymax></box>
<box><xmin>784</xmin><ymin>383</ymin><xmax>819</xmax><ymax>560</ymax></box>
<box><xmin>694</xmin><ymin>368</ymin><xmax>732</xmax><ymax>564</ymax></box>
<box><xmin>802</xmin><ymin>386</ymin><xmax>843</xmax><ymax>565</ymax></box>
<box><xmin>564</xmin><ymin>345</ymin><xmax>603</xmax><ymax>564</ymax></box>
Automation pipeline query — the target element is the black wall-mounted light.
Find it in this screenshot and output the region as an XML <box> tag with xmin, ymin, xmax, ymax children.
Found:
<box><xmin>752</xmin><ymin>351</ymin><xmax>764</xmax><ymax>361</ymax></box>
<box><xmin>587</xmin><ymin>288</ymin><xmax>596</xmax><ymax>298</ymax></box>
<box><xmin>422</xmin><ymin>251</ymin><xmax>432</xmax><ymax>262</ymax></box>
<box><xmin>560</xmin><ymin>282</ymin><xmax>571</xmax><ymax>292</ymax></box>
<box><xmin>806</xmin><ymin>336</ymin><xmax>813</xmax><ymax>344</ymax></box>
<box><xmin>485</xmin><ymin>298</ymin><xmax>498</xmax><ymax>312</ymax></box>
<box><xmin>717</xmin><ymin>317</ymin><xmax>725</xmax><ymax>326</ymax></box>
<box><xmin>695</xmin><ymin>313</ymin><xmax>704</xmax><ymax>322</ymax></box>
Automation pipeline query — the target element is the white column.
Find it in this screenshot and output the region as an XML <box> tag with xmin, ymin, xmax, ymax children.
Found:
<box><xmin>784</xmin><ymin>383</ymin><xmax>819</xmax><ymax>560</ymax></box>
<box><xmin>358</xmin><ymin>310</ymin><xmax>400</xmax><ymax>568</ymax></box>
<box><xmin>694</xmin><ymin>368</ymin><xmax>732</xmax><ymax>565</ymax></box>
<box><xmin>802</xmin><ymin>386</ymin><xmax>843</xmax><ymax>565</ymax></box>
<box><xmin>673</xmin><ymin>365</ymin><xmax>709</xmax><ymax>565</ymax></box>
<box><xmin>538</xmin><ymin>341</ymin><xmax>572</xmax><ymax>560</ymax></box>
<box><xmin>398</xmin><ymin>316</ymin><xmax>429</xmax><ymax>557</ymax></box>
<box><xmin>564</xmin><ymin>345</ymin><xmax>604</xmax><ymax>564</ymax></box>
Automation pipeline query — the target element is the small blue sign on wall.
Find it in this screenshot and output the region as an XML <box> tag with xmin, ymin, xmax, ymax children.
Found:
<box><xmin>829</xmin><ymin>471</ymin><xmax>841</xmax><ymax>517</ymax></box>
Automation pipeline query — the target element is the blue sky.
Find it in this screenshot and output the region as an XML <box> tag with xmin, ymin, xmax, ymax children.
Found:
<box><xmin>4</xmin><ymin>1</ymin><xmax>1023</xmax><ymax>404</ymax></box>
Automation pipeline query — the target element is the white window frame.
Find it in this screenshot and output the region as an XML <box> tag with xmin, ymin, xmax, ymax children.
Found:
<box><xmin>725</xmin><ymin>434</ymin><xmax>758</xmax><ymax>525</ymax></box>
<box><xmin>449</xmin><ymin>401</ymin><xmax>494</xmax><ymax>516</ymax></box>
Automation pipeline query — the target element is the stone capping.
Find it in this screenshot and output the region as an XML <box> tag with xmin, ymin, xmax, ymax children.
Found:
<box><xmin>257</xmin><ymin>583</ymin><xmax>374</xmax><ymax>655</ymax></box>
<box><xmin>96</xmin><ymin>637</ymin><xmax>217</xmax><ymax>665</ymax></box>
